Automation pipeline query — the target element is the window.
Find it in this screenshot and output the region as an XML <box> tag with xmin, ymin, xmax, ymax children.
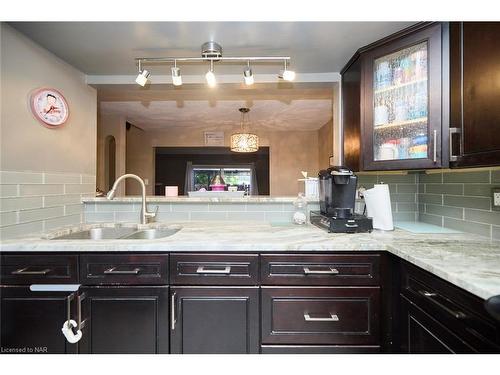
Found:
<box><xmin>191</xmin><ymin>165</ymin><xmax>254</xmax><ymax>194</ymax></box>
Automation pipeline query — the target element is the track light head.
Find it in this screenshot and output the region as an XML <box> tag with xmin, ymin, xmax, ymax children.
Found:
<box><xmin>171</xmin><ymin>66</ymin><xmax>182</xmax><ymax>86</ymax></box>
<box><xmin>135</xmin><ymin>69</ymin><xmax>150</xmax><ymax>86</ymax></box>
<box><xmin>243</xmin><ymin>64</ymin><xmax>254</xmax><ymax>85</ymax></box>
<box><xmin>282</xmin><ymin>69</ymin><xmax>296</xmax><ymax>81</ymax></box>
<box><xmin>278</xmin><ymin>59</ymin><xmax>295</xmax><ymax>81</ymax></box>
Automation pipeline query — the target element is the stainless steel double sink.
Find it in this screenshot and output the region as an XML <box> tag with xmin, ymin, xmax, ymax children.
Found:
<box><xmin>50</xmin><ymin>226</ymin><xmax>180</xmax><ymax>240</ymax></box>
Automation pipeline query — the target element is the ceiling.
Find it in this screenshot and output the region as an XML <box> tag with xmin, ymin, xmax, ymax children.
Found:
<box><xmin>10</xmin><ymin>22</ymin><xmax>414</xmax><ymax>75</ymax></box>
<box><xmin>98</xmin><ymin>82</ymin><xmax>333</xmax><ymax>131</ymax></box>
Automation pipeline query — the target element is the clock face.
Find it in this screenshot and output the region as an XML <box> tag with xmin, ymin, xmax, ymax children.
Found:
<box><xmin>30</xmin><ymin>88</ymin><xmax>69</xmax><ymax>128</ymax></box>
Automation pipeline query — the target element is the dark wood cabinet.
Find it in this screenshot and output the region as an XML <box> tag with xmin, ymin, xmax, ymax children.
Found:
<box><xmin>261</xmin><ymin>287</ymin><xmax>380</xmax><ymax>346</ymax></box>
<box><xmin>399</xmin><ymin>261</ymin><xmax>500</xmax><ymax>353</ymax></box>
<box><xmin>260</xmin><ymin>254</ymin><xmax>380</xmax><ymax>286</ymax></box>
<box><xmin>342</xmin><ymin>23</ymin><xmax>448</xmax><ymax>171</ymax></box>
<box><xmin>170</xmin><ymin>253</ymin><xmax>259</xmax><ymax>285</ymax></box>
<box><xmin>449</xmin><ymin>22</ymin><xmax>500</xmax><ymax>167</ymax></box>
<box><xmin>0</xmin><ymin>286</ymin><xmax>79</xmax><ymax>354</ymax></box>
<box><xmin>400</xmin><ymin>294</ymin><xmax>474</xmax><ymax>353</ymax></box>
<box><xmin>78</xmin><ymin>286</ymin><xmax>169</xmax><ymax>354</ymax></box>
<box><xmin>170</xmin><ymin>287</ymin><xmax>259</xmax><ymax>354</ymax></box>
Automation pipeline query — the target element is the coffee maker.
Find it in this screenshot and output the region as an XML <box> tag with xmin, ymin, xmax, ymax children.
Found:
<box><xmin>310</xmin><ymin>166</ymin><xmax>372</xmax><ymax>233</ymax></box>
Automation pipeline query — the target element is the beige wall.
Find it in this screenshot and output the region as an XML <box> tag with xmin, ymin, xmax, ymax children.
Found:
<box><xmin>96</xmin><ymin>113</ymin><xmax>126</xmax><ymax>194</ymax></box>
<box><xmin>126</xmin><ymin>125</ymin><xmax>155</xmax><ymax>195</ymax></box>
<box><xmin>0</xmin><ymin>23</ymin><xmax>97</xmax><ymax>174</ymax></box>
<box><xmin>0</xmin><ymin>24</ymin><xmax>97</xmax><ymax>238</ymax></box>
<box><xmin>125</xmin><ymin>124</ymin><xmax>323</xmax><ymax>196</ymax></box>
<box><xmin>318</xmin><ymin>119</ymin><xmax>333</xmax><ymax>170</ymax></box>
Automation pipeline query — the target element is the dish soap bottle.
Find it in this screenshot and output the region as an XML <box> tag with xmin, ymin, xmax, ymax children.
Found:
<box><xmin>292</xmin><ymin>193</ymin><xmax>308</xmax><ymax>225</ymax></box>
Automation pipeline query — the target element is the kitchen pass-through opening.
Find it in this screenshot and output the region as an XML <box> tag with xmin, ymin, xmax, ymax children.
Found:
<box><xmin>154</xmin><ymin>147</ymin><xmax>270</xmax><ymax>196</ymax></box>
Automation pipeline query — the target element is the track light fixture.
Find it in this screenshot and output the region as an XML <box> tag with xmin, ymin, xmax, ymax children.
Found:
<box><xmin>134</xmin><ymin>41</ymin><xmax>293</xmax><ymax>87</ymax></box>
<box><xmin>279</xmin><ymin>59</ymin><xmax>296</xmax><ymax>81</ymax></box>
<box><xmin>205</xmin><ymin>60</ymin><xmax>217</xmax><ymax>88</ymax></box>
<box><xmin>243</xmin><ymin>62</ymin><xmax>254</xmax><ymax>86</ymax></box>
<box><xmin>171</xmin><ymin>60</ymin><xmax>182</xmax><ymax>86</ymax></box>
<box><xmin>135</xmin><ymin>61</ymin><xmax>150</xmax><ymax>86</ymax></box>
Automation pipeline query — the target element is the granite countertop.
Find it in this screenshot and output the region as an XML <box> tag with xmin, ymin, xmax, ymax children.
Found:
<box><xmin>82</xmin><ymin>195</ymin><xmax>319</xmax><ymax>203</ymax></box>
<box><xmin>1</xmin><ymin>221</ymin><xmax>499</xmax><ymax>300</ymax></box>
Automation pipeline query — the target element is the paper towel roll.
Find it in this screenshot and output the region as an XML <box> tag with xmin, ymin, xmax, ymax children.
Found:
<box><xmin>363</xmin><ymin>184</ymin><xmax>394</xmax><ymax>231</ymax></box>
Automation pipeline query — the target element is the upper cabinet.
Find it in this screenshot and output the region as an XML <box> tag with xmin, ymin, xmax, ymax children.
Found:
<box><xmin>449</xmin><ymin>22</ymin><xmax>500</xmax><ymax>167</ymax></box>
<box><xmin>343</xmin><ymin>22</ymin><xmax>500</xmax><ymax>171</ymax></box>
<box><xmin>343</xmin><ymin>23</ymin><xmax>447</xmax><ymax>171</ymax></box>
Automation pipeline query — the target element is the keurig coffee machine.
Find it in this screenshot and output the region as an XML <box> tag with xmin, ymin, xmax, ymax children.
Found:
<box><xmin>310</xmin><ymin>166</ymin><xmax>372</xmax><ymax>233</ymax></box>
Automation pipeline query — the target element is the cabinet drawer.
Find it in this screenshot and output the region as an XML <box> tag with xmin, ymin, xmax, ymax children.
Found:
<box><xmin>170</xmin><ymin>254</ymin><xmax>259</xmax><ymax>285</ymax></box>
<box><xmin>261</xmin><ymin>287</ymin><xmax>380</xmax><ymax>345</ymax></box>
<box><xmin>80</xmin><ymin>254</ymin><xmax>168</xmax><ymax>285</ymax></box>
<box><xmin>1</xmin><ymin>254</ymin><xmax>78</xmax><ymax>284</ymax></box>
<box><xmin>261</xmin><ymin>254</ymin><xmax>380</xmax><ymax>285</ymax></box>
<box><xmin>401</xmin><ymin>262</ymin><xmax>500</xmax><ymax>351</ymax></box>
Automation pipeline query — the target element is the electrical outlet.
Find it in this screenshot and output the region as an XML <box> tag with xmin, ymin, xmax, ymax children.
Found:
<box><xmin>144</xmin><ymin>178</ymin><xmax>149</xmax><ymax>186</ymax></box>
<box><xmin>493</xmin><ymin>187</ymin><xmax>500</xmax><ymax>211</ymax></box>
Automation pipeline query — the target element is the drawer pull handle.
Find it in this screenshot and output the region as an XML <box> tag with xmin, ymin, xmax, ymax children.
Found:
<box><xmin>103</xmin><ymin>267</ymin><xmax>141</xmax><ymax>275</ymax></box>
<box><xmin>12</xmin><ymin>267</ymin><xmax>51</xmax><ymax>275</ymax></box>
<box><xmin>418</xmin><ymin>290</ymin><xmax>467</xmax><ymax>319</ymax></box>
<box><xmin>303</xmin><ymin>267</ymin><xmax>339</xmax><ymax>275</ymax></box>
<box><xmin>196</xmin><ymin>266</ymin><xmax>231</xmax><ymax>274</ymax></box>
<box><xmin>171</xmin><ymin>292</ymin><xmax>177</xmax><ymax>330</ymax></box>
<box><xmin>304</xmin><ymin>313</ymin><xmax>340</xmax><ymax>322</ymax></box>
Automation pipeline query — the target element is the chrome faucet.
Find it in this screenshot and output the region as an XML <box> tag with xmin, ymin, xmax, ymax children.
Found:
<box><xmin>106</xmin><ymin>174</ymin><xmax>158</xmax><ymax>225</ymax></box>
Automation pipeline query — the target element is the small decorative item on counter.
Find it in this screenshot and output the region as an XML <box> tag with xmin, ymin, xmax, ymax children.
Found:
<box><xmin>209</xmin><ymin>173</ymin><xmax>226</xmax><ymax>191</ymax></box>
<box><xmin>292</xmin><ymin>193</ymin><xmax>308</xmax><ymax>225</ymax></box>
<box><xmin>298</xmin><ymin>171</ymin><xmax>319</xmax><ymax>199</ymax></box>
<box><xmin>228</xmin><ymin>186</ymin><xmax>238</xmax><ymax>192</ymax></box>
<box><xmin>165</xmin><ymin>186</ymin><xmax>178</xmax><ymax>197</ymax></box>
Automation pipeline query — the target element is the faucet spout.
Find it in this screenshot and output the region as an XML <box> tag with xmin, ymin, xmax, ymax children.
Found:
<box><xmin>106</xmin><ymin>174</ymin><xmax>157</xmax><ymax>225</ymax></box>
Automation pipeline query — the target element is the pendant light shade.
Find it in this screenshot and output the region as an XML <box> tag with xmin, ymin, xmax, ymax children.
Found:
<box><xmin>230</xmin><ymin>108</ymin><xmax>259</xmax><ymax>153</ymax></box>
<box><xmin>230</xmin><ymin>133</ymin><xmax>259</xmax><ymax>153</ymax></box>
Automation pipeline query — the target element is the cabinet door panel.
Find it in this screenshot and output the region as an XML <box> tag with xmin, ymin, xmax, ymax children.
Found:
<box><xmin>0</xmin><ymin>287</ymin><xmax>77</xmax><ymax>354</ymax></box>
<box><xmin>362</xmin><ymin>23</ymin><xmax>444</xmax><ymax>170</ymax></box>
<box><xmin>170</xmin><ymin>287</ymin><xmax>259</xmax><ymax>354</ymax></box>
<box><xmin>79</xmin><ymin>286</ymin><xmax>168</xmax><ymax>354</ymax></box>
<box><xmin>450</xmin><ymin>22</ymin><xmax>500</xmax><ymax>167</ymax></box>
<box><xmin>400</xmin><ymin>295</ymin><xmax>476</xmax><ymax>353</ymax></box>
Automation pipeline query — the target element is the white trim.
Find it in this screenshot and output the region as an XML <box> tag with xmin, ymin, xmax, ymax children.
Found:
<box><xmin>86</xmin><ymin>72</ymin><xmax>341</xmax><ymax>85</ymax></box>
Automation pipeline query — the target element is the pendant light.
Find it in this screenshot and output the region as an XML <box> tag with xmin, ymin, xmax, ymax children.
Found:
<box><xmin>230</xmin><ymin>108</ymin><xmax>259</xmax><ymax>153</ymax></box>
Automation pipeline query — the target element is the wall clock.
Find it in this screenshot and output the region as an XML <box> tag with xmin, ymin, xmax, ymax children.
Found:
<box><xmin>30</xmin><ymin>88</ymin><xmax>69</xmax><ymax>128</ymax></box>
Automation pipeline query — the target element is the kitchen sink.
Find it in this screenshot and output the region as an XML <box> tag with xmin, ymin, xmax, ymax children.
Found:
<box><xmin>120</xmin><ymin>228</ymin><xmax>181</xmax><ymax>240</ymax></box>
<box><xmin>50</xmin><ymin>226</ymin><xmax>181</xmax><ymax>240</ymax></box>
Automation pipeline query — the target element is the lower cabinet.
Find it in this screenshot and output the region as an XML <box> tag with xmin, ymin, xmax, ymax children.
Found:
<box><xmin>0</xmin><ymin>286</ymin><xmax>79</xmax><ymax>354</ymax></box>
<box><xmin>170</xmin><ymin>287</ymin><xmax>259</xmax><ymax>354</ymax></box>
<box><xmin>261</xmin><ymin>287</ymin><xmax>380</xmax><ymax>347</ymax></box>
<box><xmin>400</xmin><ymin>295</ymin><xmax>475</xmax><ymax>353</ymax></box>
<box><xmin>78</xmin><ymin>286</ymin><xmax>169</xmax><ymax>354</ymax></box>
<box><xmin>399</xmin><ymin>261</ymin><xmax>500</xmax><ymax>353</ymax></box>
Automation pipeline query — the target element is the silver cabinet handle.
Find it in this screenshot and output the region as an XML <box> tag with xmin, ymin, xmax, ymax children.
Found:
<box><xmin>449</xmin><ymin>127</ymin><xmax>461</xmax><ymax>162</ymax></box>
<box><xmin>303</xmin><ymin>267</ymin><xmax>339</xmax><ymax>275</ymax></box>
<box><xmin>418</xmin><ymin>290</ymin><xmax>467</xmax><ymax>319</ymax></box>
<box><xmin>103</xmin><ymin>267</ymin><xmax>141</xmax><ymax>275</ymax></box>
<box><xmin>304</xmin><ymin>313</ymin><xmax>339</xmax><ymax>322</ymax></box>
<box><xmin>345</xmin><ymin>223</ymin><xmax>359</xmax><ymax>228</ymax></box>
<box><xmin>77</xmin><ymin>292</ymin><xmax>86</xmax><ymax>332</ymax></box>
<box><xmin>433</xmin><ymin>129</ymin><xmax>437</xmax><ymax>163</ymax></box>
<box><xmin>196</xmin><ymin>266</ymin><xmax>231</xmax><ymax>274</ymax></box>
<box><xmin>171</xmin><ymin>292</ymin><xmax>177</xmax><ymax>330</ymax></box>
<box><xmin>12</xmin><ymin>267</ymin><xmax>51</xmax><ymax>275</ymax></box>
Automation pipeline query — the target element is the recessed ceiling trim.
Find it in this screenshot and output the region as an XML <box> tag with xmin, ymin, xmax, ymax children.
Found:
<box><xmin>86</xmin><ymin>72</ymin><xmax>341</xmax><ymax>85</ymax></box>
